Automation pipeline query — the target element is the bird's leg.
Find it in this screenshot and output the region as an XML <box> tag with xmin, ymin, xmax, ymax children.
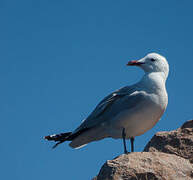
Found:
<box><xmin>122</xmin><ymin>128</ymin><xmax>128</xmax><ymax>154</ymax></box>
<box><xmin>130</xmin><ymin>137</ymin><xmax>134</xmax><ymax>152</ymax></box>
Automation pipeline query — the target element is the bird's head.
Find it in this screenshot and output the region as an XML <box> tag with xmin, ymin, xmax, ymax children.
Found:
<box><xmin>127</xmin><ymin>53</ymin><xmax>169</xmax><ymax>79</ymax></box>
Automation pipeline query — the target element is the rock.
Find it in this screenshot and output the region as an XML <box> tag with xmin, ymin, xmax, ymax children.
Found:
<box><xmin>93</xmin><ymin>120</ymin><xmax>193</xmax><ymax>180</ymax></box>
<box><xmin>94</xmin><ymin>152</ymin><xmax>193</xmax><ymax>180</ymax></box>
<box><xmin>144</xmin><ymin>120</ymin><xmax>193</xmax><ymax>164</ymax></box>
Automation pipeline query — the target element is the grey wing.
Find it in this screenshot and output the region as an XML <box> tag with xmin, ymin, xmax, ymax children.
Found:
<box><xmin>72</xmin><ymin>85</ymin><xmax>143</xmax><ymax>133</ymax></box>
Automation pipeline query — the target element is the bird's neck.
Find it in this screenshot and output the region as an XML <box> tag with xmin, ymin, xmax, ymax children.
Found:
<box><xmin>139</xmin><ymin>72</ymin><xmax>167</xmax><ymax>92</ymax></box>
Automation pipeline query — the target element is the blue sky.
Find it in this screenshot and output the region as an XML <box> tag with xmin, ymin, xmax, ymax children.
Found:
<box><xmin>1</xmin><ymin>0</ymin><xmax>193</xmax><ymax>179</ymax></box>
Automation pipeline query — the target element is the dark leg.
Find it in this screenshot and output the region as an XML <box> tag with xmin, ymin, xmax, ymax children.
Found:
<box><xmin>122</xmin><ymin>128</ymin><xmax>127</xmax><ymax>154</ymax></box>
<box><xmin>130</xmin><ymin>137</ymin><xmax>135</xmax><ymax>152</ymax></box>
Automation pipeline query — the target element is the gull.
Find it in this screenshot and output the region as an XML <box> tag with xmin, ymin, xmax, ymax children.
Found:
<box><xmin>44</xmin><ymin>53</ymin><xmax>169</xmax><ymax>153</ymax></box>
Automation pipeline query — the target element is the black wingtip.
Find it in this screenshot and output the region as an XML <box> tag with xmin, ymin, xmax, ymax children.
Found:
<box><xmin>52</xmin><ymin>141</ymin><xmax>63</xmax><ymax>149</ymax></box>
<box><xmin>44</xmin><ymin>135</ymin><xmax>52</xmax><ymax>141</ymax></box>
<box><xmin>52</xmin><ymin>144</ymin><xmax>58</xmax><ymax>149</ymax></box>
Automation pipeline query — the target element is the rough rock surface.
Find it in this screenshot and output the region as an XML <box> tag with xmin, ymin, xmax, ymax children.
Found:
<box><xmin>94</xmin><ymin>152</ymin><xmax>193</xmax><ymax>180</ymax></box>
<box><xmin>144</xmin><ymin>120</ymin><xmax>193</xmax><ymax>164</ymax></box>
<box><xmin>93</xmin><ymin>120</ymin><xmax>193</xmax><ymax>180</ymax></box>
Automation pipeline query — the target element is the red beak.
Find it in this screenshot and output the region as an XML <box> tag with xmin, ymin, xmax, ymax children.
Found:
<box><xmin>127</xmin><ymin>60</ymin><xmax>144</xmax><ymax>66</ymax></box>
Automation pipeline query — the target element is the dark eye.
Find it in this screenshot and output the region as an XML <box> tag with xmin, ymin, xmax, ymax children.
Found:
<box><xmin>150</xmin><ymin>58</ymin><xmax>156</xmax><ymax>62</ymax></box>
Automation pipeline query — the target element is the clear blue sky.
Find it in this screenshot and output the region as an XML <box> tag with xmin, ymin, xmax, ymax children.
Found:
<box><xmin>1</xmin><ymin>1</ymin><xmax>193</xmax><ymax>179</ymax></box>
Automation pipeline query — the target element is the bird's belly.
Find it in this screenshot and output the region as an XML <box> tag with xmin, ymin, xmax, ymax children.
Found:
<box><xmin>108</xmin><ymin>100</ymin><xmax>165</xmax><ymax>139</ymax></box>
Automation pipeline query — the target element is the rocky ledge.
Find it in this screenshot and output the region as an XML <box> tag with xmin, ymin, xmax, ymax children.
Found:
<box><xmin>93</xmin><ymin>120</ymin><xmax>193</xmax><ymax>180</ymax></box>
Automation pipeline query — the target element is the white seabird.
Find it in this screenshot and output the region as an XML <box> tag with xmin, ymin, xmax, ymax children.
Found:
<box><xmin>45</xmin><ymin>53</ymin><xmax>169</xmax><ymax>153</ymax></box>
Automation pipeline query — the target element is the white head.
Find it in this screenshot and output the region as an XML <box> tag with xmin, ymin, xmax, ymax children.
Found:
<box><xmin>127</xmin><ymin>53</ymin><xmax>169</xmax><ymax>79</ymax></box>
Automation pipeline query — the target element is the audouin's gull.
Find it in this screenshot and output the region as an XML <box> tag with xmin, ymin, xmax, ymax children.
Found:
<box><xmin>44</xmin><ymin>53</ymin><xmax>169</xmax><ymax>153</ymax></box>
